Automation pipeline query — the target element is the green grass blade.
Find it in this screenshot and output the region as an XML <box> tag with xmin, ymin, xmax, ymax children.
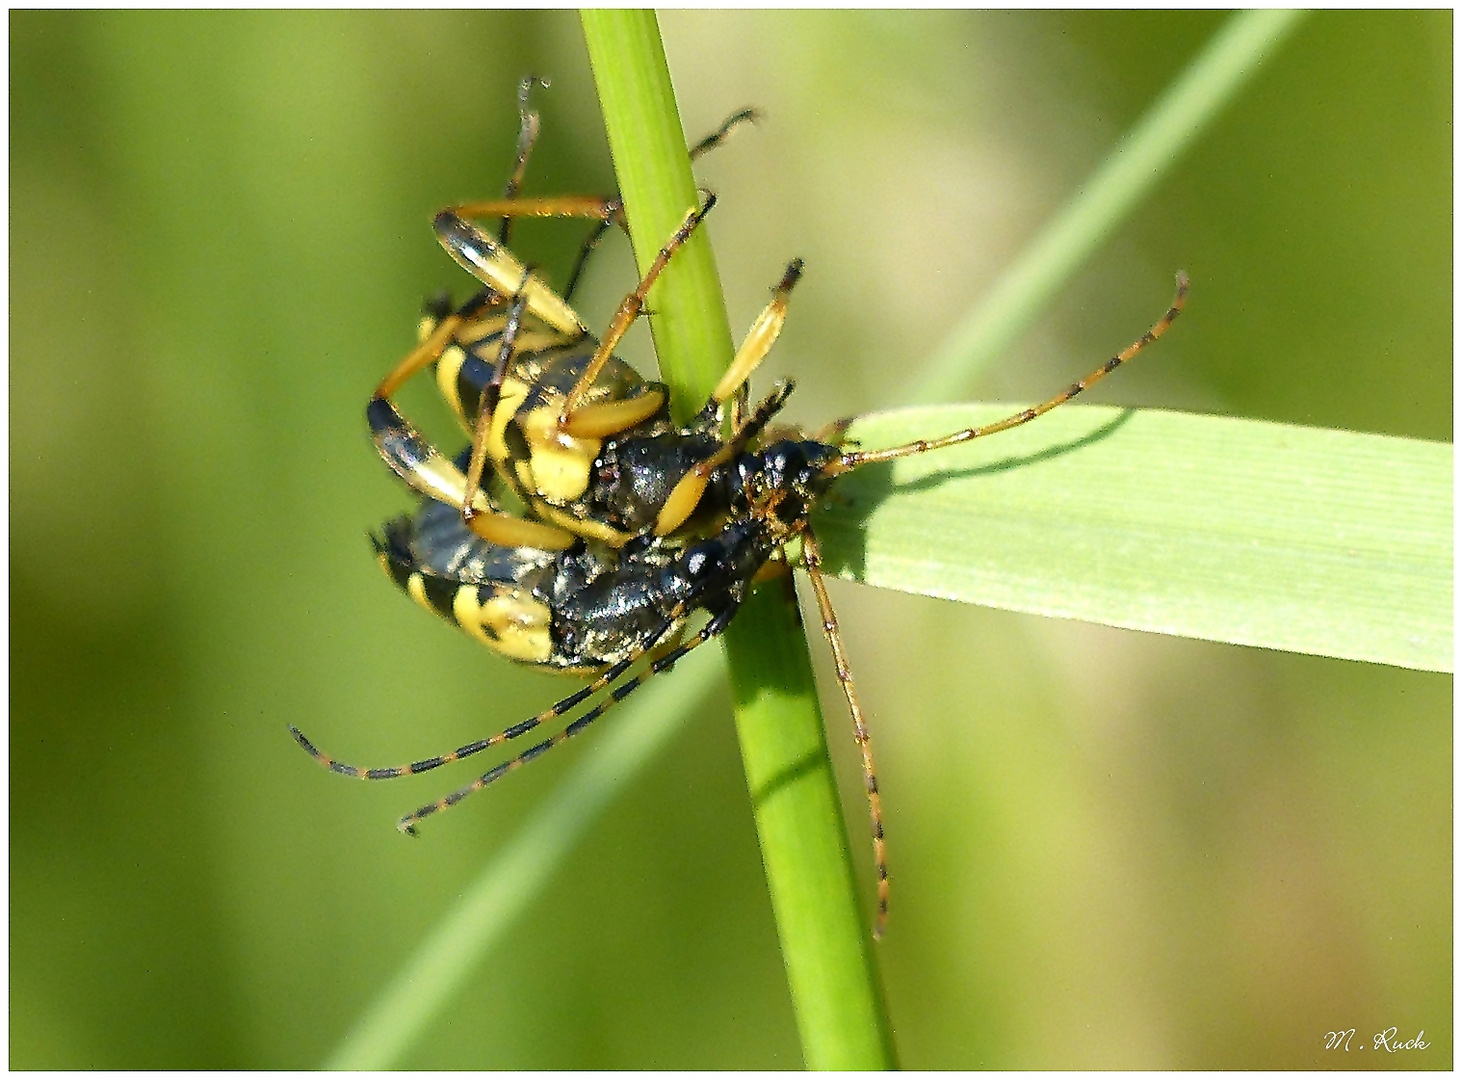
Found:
<box><xmin>322</xmin><ymin>651</ymin><xmax>723</xmax><ymax>1070</ymax></box>
<box><xmin>911</xmin><ymin>8</ymin><xmax>1308</xmax><ymax>402</ymax></box>
<box><xmin>819</xmin><ymin>405</ymin><xmax>1452</xmax><ymax>673</ymax></box>
<box><xmin>583</xmin><ymin>10</ymin><xmax>897</xmax><ymax>1069</ymax></box>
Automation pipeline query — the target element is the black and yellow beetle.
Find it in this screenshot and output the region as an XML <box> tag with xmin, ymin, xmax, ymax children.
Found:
<box><xmin>292</xmin><ymin>79</ymin><xmax>1189</xmax><ymax>938</ymax></box>
<box><xmin>363</xmin><ymin>81</ymin><xmax>794</xmax><ymax>553</ymax></box>
<box><xmin>303</xmin><ymin>241</ymin><xmax>1186</xmax><ymax>937</ymax></box>
<box><xmin>369</xmin><ymin>201</ymin><xmax>804</xmax><ymax>550</ymax></box>
<box><xmin>291</xmin><ymin>446</ymin><xmax>758</xmax><ymax>835</ymax></box>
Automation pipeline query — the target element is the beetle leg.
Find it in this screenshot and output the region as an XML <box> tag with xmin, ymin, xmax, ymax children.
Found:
<box><xmin>374</xmin><ymin>286</ymin><xmax>501</xmax><ymax>400</ymax></box>
<box><xmin>433</xmin><ymin>208</ymin><xmax>596</xmax><ymax>338</ymax></box>
<box><xmin>366</xmin><ymin>395</ymin><xmax>575</xmax><ymax>551</ymax></box>
<box><xmin>460</xmin><ymin>271</ymin><xmax>534</xmax><ymax>533</ymax></box>
<box><xmin>496</xmin><ymin>74</ymin><xmax>550</xmax><ymax>245</ymax></box>
<box><xmin>709</xmin><ymin>258</ymin><xmax>803</xmax><ymax>407</ymax></box>
<box><xmin>558</xmin><ymin>107</ymin><xmax>760</xmax><ymax>304</ymax></box>
<box><xmin>687</xmin><ymin>107</ymin><xmax>761</xmax><ymax>159</ymax></box>
<box><xmin>557</xmin><ymin>194</ymin><xmax>717</xmax><ymax>427</ymax></box>
<box><xmin>562</xmin><ymin>214</ymin><xmax>619</xmax><ymax>305</ymax></box>
<box><xmin>801</xmin><ymin>529</ymin><xmax>890</xmax><ymax>939</ymax></box>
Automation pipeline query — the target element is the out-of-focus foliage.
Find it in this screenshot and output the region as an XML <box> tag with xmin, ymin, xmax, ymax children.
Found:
<box><xmin>11</xmin><ymin>10</ymin><xmax>1450</xmax><ymax>1069</ymax></box>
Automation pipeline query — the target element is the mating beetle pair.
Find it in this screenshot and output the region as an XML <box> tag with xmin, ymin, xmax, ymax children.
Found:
<box><xmin>291</xmin><ymin>79</ymin><xmax>1187</xmax><ymax>937</ymax></box>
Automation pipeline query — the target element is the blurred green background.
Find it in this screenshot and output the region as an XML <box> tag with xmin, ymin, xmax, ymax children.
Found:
<box><xmin>10</xmin><ymin>10</ymin><xmax>1451</xmax><ymax>1069</ymax></box>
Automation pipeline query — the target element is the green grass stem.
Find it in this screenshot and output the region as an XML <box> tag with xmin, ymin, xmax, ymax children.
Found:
<box><xmin>582</xmin><ymin>11</ymin><xmax>898</xmax><ymax>1069</ymax></box>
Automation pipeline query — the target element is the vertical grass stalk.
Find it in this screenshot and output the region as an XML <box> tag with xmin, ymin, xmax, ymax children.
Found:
<box><xmin>582</xmin><ymin>10</ymin><xmax>897</xmax><ymax>1070</ymax></box>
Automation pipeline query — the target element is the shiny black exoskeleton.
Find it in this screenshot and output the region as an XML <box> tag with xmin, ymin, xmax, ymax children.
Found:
<box><xmin>368</xmin><ymin>436</ymin><xmax>814</xmax><ymax>676</ymax></box>
<box><xmin>569</xmin><ymin>438</ymin><xmax>850</xmax><ymax>656</ymax></box>
<box><xmin>587</xmin><ymin>416</ymin><xmax>722</xmax><ymax>532</ymax></box>
<box><xmin>586</xmin><ymin>380</ymin><xmax>796</xmax><ymax>536</ymax></box>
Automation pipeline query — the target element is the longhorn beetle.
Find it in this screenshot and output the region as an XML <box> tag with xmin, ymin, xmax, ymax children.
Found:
<box><xmin>364</xmin><ymin>79</ymin><xmax>791</xmax><ymax>552</ymax></box>
<box><xmin>292</xmin><ymin>79</ymin><xmax>1188</xmax><ymax>937</ymax></box>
